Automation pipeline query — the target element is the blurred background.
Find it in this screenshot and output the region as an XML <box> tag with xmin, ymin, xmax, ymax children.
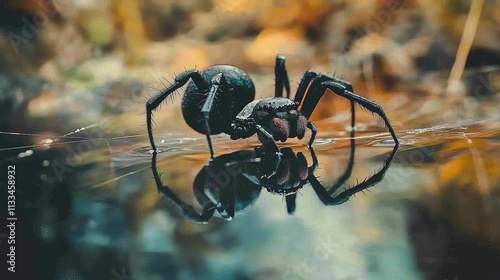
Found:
<box><xmin>0</xmin><ymin>0</ymin><xmax>499</xmax><ymax>279</ymax></box>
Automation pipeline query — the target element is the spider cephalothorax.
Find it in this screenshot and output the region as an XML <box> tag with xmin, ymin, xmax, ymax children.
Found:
<box><xmin>146</xmin><ymin>54</ymin><xmax>399</xmax><ymax>158</ymax></box>
<box><xmin>230</xmin><ymin>97</ymin><xmax>308</xmax><ymax>143</ymax></box>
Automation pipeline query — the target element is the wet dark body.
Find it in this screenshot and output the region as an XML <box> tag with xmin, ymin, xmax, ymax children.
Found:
<box><xmin>146</xmin><ymin>54</ymin><xmax>399</xmax><ymax>158</ymax></box>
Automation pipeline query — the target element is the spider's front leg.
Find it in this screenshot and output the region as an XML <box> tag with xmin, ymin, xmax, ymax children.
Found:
<box><xmin>146</xmin><ymin>70</ymin><xmax>209</xmax><ymax>151</ymax></box>
<box><xmin>320</xmin><ymin>81</ymin><xmax>399</xmax><ymax>146</ymax></box>
<box><xmin>294</xmin><ymin>72</ymin><xmax>356</xmax><ymax>148</ymax></box>
<box><xmin>299</xmin><ymin>74</ymin><xmax>356</xmax><ymax>128</ymax></box>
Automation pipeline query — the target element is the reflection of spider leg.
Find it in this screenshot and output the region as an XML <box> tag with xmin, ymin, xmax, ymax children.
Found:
<box><xmin>309</xmin><ymin>122</ymin><xmax>356</xmax><ymax>197</ymax></box>
<box><xmin>306</xmin><ymin>80</ymin><xmax>399</xmax><ymax>205</ymax></box>
<box><xmin>328</xmin><ymin>129</ymin><xmax>356</xmax><ymax>196</ymax></box>
<box><xmin>309</xmin><ymin>141</ymin><xmax>398</xmax><ymax>205</ymax></box>
<box><xmin>274</xmin><ymin>55</ymin><xmax>291</xmax><ymax>98</ymax></box>
<box><xmin>146</xmin><ymin>70</ymin><xmax>209</xmax><ymax>151</ymax></box>
<box><xmin>151</xmin><ymin>152</ymin><xmax>216</xmax><ymax>223</ymax></box>
<box><xmin>285</xmin><ymin>193</ymin><xmax>297</xmax><ymax>214</ymax></box>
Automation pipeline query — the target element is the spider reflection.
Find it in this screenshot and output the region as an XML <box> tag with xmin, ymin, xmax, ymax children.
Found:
<box><xmin>151</xmin><ymin>137</ymin><xmax>398</xmax><ymax>223</ymax></box>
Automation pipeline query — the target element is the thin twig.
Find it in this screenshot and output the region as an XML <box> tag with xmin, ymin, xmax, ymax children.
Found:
<box><xmin>447</xmin><ymin>0</ymin><xmax>484</xmax><ymax>94</ymax></box>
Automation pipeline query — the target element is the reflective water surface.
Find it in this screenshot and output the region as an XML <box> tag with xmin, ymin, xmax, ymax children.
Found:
<box><xmin>2</xmin><ymin>101</ymin><xmax>499</xmax><ymax>279</ymax></box>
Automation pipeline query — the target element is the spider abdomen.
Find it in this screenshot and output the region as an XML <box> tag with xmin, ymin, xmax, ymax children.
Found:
<box><xmin>182</xmin><ymin>65</ymin><xmax>255</xmax><ymax>134</ymax></box>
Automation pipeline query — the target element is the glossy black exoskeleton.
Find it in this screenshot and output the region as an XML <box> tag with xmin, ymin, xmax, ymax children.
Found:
<box><xmin>146</xmin><ymin>55</ymin><xmax>399</xmax><ymax>158</ymax></box>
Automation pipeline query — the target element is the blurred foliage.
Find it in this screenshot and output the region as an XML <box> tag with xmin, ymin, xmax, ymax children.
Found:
<box><xmin>1</xmin><ymin>0</ymin><xmax>498</xmax><ymax>74</ymax></box>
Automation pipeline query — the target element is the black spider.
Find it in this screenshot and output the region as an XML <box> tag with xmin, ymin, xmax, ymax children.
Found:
<box><xmin>151</xmin><ymin>135</ymin><xmax>398</xmax><ymax>223</ymax></box>
<box><xmin>146</xmin><ymin>54</ymin><xmax>399</xmax><ymax>157</ymax></box>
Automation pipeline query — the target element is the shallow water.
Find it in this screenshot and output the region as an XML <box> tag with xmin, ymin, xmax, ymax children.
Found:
<box><xmin>2</xmin><ymin>101</ymin><xmax>500</xmax><ymax>279</ymax></box>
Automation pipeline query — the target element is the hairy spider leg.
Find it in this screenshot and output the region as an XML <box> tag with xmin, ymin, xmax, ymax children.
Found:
<box><xmin>294</xmin><ymin>72</ymin><xmax>357</xmax><ymax>148</ymax></box>
<box><xmin>294</xmin><ymin>71</ymin><xmax>321</xmax><ymax>148</ymax></box>
<box><xmin>326</xmin><ymin>128</ymin><xmax>356</xmax><ymax>196</ymax></box>
<box><xmin>294</xmin><ymin>70</ymin><xmax>317</xmax><ymax>106</ymax></box>
<box><xmin>310</xmin><ymin>79</ymin><xmax>356</xmax><ymax>195</ymax></box>
<box><xmin>310</xmin><ymin>124</ymin><xmax>356</xmax><ymax>199</ymax></box>
<box><xmin>308</xmin><ymin>143</ymin><xmax>319</xmax><ymax>174</ymax></box>
<box><xmin>308</xmin><ymin>136</ymin><xmax>398</xmax><ymax>205</ymax></box>
<box><xmin>320</xmin><ymin>81</ymin><xmax>398</xmax><ymax>145</ymax></box>
<box><xmin>146</xmin><ymin>70</ymin><xmax>209</xmax><ymax>151</ymax></box>
<box><xmin>298</xmin><ymin>73</ymin><xmax>356</xmax><ymax>128</ymax></box>
<box><xmin>201</xmin><ymin>73</ymin><xmax>228</xmax><ymax>159</ymax></box>
<box><xmin>274</xmin><ymin>54</ymin><xmax>291</xmax><ymax>98</ymax></box>
<box><xmin>151</xmin><ymin>151</ymin><xmax>216</xmax><ymax>223</ymax></box>
<box><xmin>306</xmin><ymin>121</ymin><xmax>317</xmax><ymax>147</ymax></box>
<box><xmin>298</xmin><ymin>74</ymin><xmax>360</xmax><ymax>190</ymax></box>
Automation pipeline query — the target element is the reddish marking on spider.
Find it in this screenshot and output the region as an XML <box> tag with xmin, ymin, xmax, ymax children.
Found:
<box><xmin>296</xmin><ymin>115</ymin><xmax>307</xmax><ymax>139</ymax></box>
<box><xmin>271</xmin><ymin>118</ymin><xmax>290</xmax><ymax>142</ymax></box>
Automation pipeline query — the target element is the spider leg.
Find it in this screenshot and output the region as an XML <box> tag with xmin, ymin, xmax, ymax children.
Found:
<box><xmin>306</xmin><ymin>121</ymin><xmax>317</xmax><ymax>147</ymax></box>
<box><xmin>307</xmin><ymin>142</ymin><xmax>319</xmax><ymax>174</ymax></box>
<box><xmin>151</xmin><ymin>151</ymin><xmax>216</xmax><ymax>223</ymax></box>
<box><xmin>308</xmin><ymin>141</ymin><xmax>398</xmax><ymax>205</ymax></box>
<box><xmin>319</xmin><ymin>81</ymin><xmax>398</xmax><ymax>145</ymax></box>
<box><xmin>298</xmin><ymin>74</ymin><xmax>356</xmax><ymax>148</ymax></box>
<box><xmin>308</xmin><ymin>116</ymin><xmax>356</xmax><ymax>197</ymax></box>
<box><xmin>294</xmin><ymin>70</ymin><xmax>317</xmax><ymax>105</ymax></box>
<box><xmin>146</xmin><ymin>70</ymin><xmax>209</xmax><ymax>151</ymax></box>
<box><xmin>274</xmin><ymin>54</ymin><xmax>291</xmax><ymax>98</ymax></box>
<box><xmin>304</xmin><ymin>80</ymin><xmax>399</xmax><ymax>205</ymax></box>
<box><xmin>299</xmin><ymin>74</ymin><xmax>356</xmax><ymax>121</ymax></box>
<box><xmin>327</xmin><ymin>129</ymin><xmax>356</xmax><ymax>196</ymax></box>
<box><xmin>201</xmin><ymin>73</ymin><xmax>227</xmax><ymax>159</ymax></box>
